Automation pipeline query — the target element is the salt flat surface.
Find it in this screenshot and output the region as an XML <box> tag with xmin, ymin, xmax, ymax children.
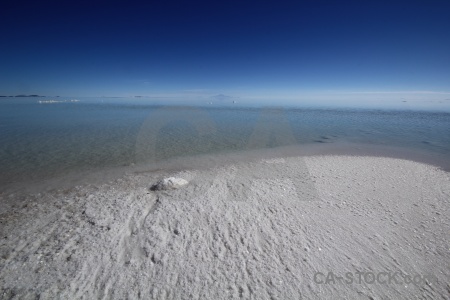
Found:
<box><xmin>0</xmin><ymin>156</ymin><xmax>449</xmax><ymax>299</ymax></box>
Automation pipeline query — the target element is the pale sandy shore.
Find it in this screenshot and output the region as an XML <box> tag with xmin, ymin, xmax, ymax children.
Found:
<box><xmin>0</xmin><ymin>155</ymin><xmax>449</xmax><ymax>299</ymax></box>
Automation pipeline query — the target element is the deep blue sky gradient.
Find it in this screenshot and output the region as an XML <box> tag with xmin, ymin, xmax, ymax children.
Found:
<box><xmin>1</xmin><ymin>0</ymin><xmax>450</xmax><ymax>101</ymax></box>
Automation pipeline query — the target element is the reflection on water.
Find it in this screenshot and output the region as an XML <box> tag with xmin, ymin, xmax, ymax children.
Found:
<box><xmin>0</xmin><ymin>97</ymin><xmax>449</xmax><ymax>188</ymax></box>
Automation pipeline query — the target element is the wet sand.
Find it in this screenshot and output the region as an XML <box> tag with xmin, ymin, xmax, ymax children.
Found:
<box><xmin>0</xmin><ymin>155</ymin><xmax>449</xmax><ymax>299</ymax></box>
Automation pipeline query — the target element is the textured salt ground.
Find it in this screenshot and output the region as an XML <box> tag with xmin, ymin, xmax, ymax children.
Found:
<box><xmin>0</xmin><ymin>156</ymin><xmax>449</xmax><ymax>299</ymax></box>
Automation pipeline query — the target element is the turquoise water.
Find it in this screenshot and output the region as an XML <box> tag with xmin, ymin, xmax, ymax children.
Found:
<box><xmin>1</xmin><ymin>97</ymin><xmax>449</xmax><ymax>189</ymax></box>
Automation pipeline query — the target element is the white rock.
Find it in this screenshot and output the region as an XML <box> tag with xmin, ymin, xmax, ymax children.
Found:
<box><xmin>152</xmin><ymin>177</ymin><xmax>189</xmax><ymax>191</ymax></box>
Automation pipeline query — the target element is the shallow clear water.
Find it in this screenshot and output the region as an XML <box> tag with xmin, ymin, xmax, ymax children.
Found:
<box><xmin>1</xmin><ymin>97</ymin><xmax>449</xmax><ymax>189</ymax></box>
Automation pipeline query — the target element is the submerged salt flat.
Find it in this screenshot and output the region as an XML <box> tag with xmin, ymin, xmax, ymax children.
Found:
<box><xmin>1</xmin><ymin>98</ymin><xmax>450</xmax><ymax>193</ymax></box>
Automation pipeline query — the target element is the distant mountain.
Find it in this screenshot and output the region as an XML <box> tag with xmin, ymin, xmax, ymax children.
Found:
<box><xmin>15</xmin><ymin>94</ymin><xmax>45</xmax><ymax>97</ymax></box>
<box><xmin>210</xmin><ymin>94</ymin><xmax>238</xmax><ymax>101</ymax></box>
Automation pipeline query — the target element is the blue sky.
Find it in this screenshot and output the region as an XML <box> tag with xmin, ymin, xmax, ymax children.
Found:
<box><xmin>1</xmin><ymin>1</ymin><xmax>450</xmax><ymax>103</ymax></box>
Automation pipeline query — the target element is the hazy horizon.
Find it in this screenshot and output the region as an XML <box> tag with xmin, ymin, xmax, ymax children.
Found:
<box><xmin>1</xmin><ymin>1</ymin><xmax>449</xmax><ymax>108</ymax></box>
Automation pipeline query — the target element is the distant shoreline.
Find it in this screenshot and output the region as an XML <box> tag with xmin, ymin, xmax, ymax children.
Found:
<box><xmin>0</xmin><ymin>95</ymin><xmax>47</xmax><ymax>97</ymax></box>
